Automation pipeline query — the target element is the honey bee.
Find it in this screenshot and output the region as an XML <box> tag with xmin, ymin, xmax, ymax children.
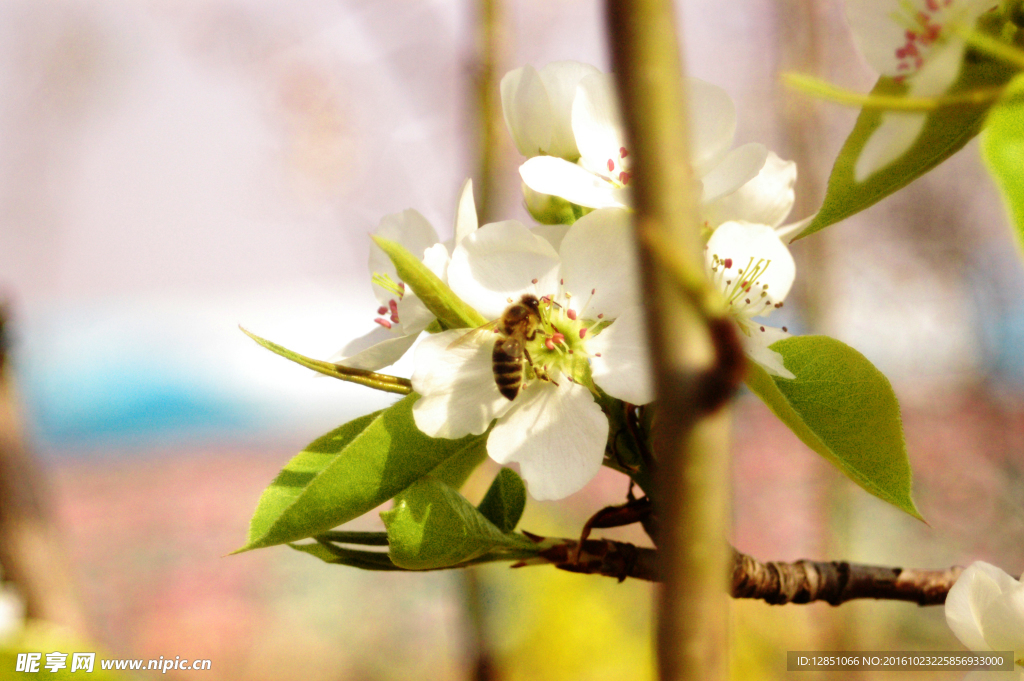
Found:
<box><xmin>449</xmin><ymin>294</ymin><xmax>549</xmax><ymax>400</ymax></box>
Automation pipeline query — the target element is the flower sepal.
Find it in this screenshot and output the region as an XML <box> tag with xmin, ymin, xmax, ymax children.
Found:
<box><xmin>372</xmin><ymin>235</ymin><xmax>488</xmax><ymax>330</ymax></box>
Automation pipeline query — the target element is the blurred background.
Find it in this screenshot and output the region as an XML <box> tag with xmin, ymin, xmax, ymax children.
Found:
<box><xmin>0</xmin><ymin>0</ymin><xmax>1021</xmax><ymax>679</ymax></box>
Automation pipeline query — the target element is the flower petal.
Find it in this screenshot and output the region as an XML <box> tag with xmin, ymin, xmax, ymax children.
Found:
<box><xmin>588</xmin><ymin>305</ymin><xmax>654</xmax><ymax>404</ymax></box>
<box><xmin>537</xmin><ymin>60</ymin><xmax>601</xmax><ymax>159</ymax></box>
<box><xmin>454</xmin><ymin>178</ymin><xmax>478</xmax><ymax>246</ymax></box>
<box><xmin>700</xmin><ymin>143</ymin><xmax>769</xmax><ymax>205</ymax></box>
<box><xmin>688</xmin><ymin>77</ymin><xmax>738</xmax><ymax>178</ymax></box>
<box><xmin>520</xmin><ymin>156</ymin><xmax>630</xmax><ymax>210</ymax></box>
<box><xmin>702</xmin><ymin>151</ymin><xmax>796</xmax><ymax>228</ymax></box>
<box><xmin>853</xmin><ymin>40</ymin><xmax>966</xmax><ymax>182</ymax></box>
<box><xmin>334</xmin><ymin>326</ymin><xmax>419</xmax><ymax>371</ymax></box>
<box><xmin>742</xmin><ymin>326</ymin><xmax>795</xmax><ymax>379</ymax></box>
<box><xmin>979</xmin><ymin>584</ymin><xmax>1024</xmax><ymax>652</ymax></box>
<box><xmin>706</xmin><ymin>221</ymin><xmax>796</xmax><ymax>304</ymax></box>
<box><xmin>558</xmin><ymin>208</ymin><xmax>640</xmax><ymax>319</ymax></box>
<box><xmin>411</xmin><ymin>330</ymin><xmax>513</xmax><ymax>439</ymax></box>
<box><xmin>531</xmin><ymin>223</ymin><xmax>571</xmax><ymax>252</ymax></box>
<box><xmin>501</xmin><ymin>65</ymin><xmax>553</xmax><ymax>158</ymax></box>
<box><xmin>369</xmin><ymin>209</ymin><xmax>440</xmax><ymax>305</ymax></box>
<box><xmin>947</xmin><ymin>562</ymin><xmax>1010</xmax><ymax>652</ymax></box>
<box><xmin>844</xmin><ymin>0</ymin><xmax>988</xmax><ymax>77</ymax></box>
<box><xmin>487</xmin><ymin>380</ymin><xmax>608</xmax><ymax>500</ymax></box>
<box><xmin>448</xmin><ymin>220</ymin><xmax>561</xmax><ymax>321</ymax></box>
<box><xmin>572</xmin><ymin>73</ymin><xmax>626</xmax><ymax>176</ymax></box>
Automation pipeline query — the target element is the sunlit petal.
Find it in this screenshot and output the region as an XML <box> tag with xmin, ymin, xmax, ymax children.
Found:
<box><xmin>411</xmin><ymin>330</ymin><xmax>513</xmax><ymax>438</ymax></box>
<box><xmin>589</xmin><ymin>305</ymin><xmax>654</xmax><ymax>404</ymax></box>
<box><xmin>520</xmin><ymin>156</ymin><xmax>630</xmax><ymax>209</ymax></box>
<box><xmin>334</xmin><ymin>327</ymin><xmax>419</xmax><ymax>372</ymax></box>
<box><xmin>688</xmin><ymin>77</ymin><xmax>738</xmax><ymax>178</ymax></box>
<box><xmin>500</xmin><ymin>65</ymin><xmax>553</xmax><ymax>158</ymax></box>
<box><xmin>558</xmin><ymin>208</ymin><xmax>640</xmax><ymax>319</ymax></box>
<box><xmin>537</xmin><ymin>61</ymin><xmax>601</xmax><ymax>159</ymax></box>
<box><xmin>700</xmin><ymin>143</ymin><xmax>768</xmax><ymax>205</ymax></box>
<box><xmin>703</xmin><ymin>151</ymin><xmax>796</xmax><ymax>228</ymax></box>
<box><xmin>488</xmin><ymin>380</ymin><xmax>608</xmax><ymax>500</ymax></box>
<box><xmin>448</xmin><ymin>220</ymin><xmax>561</xmax><ymax>320</ymax></box>
<box><xmin>454</xmin><ymin>178</ymin><xmax>478</xmax><ymax>246</ymax></box>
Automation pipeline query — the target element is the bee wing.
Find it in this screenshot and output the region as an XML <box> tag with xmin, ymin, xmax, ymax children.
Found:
<box><xmin>446</xmin><ymin>319</ymin><xmax>501</xmax><ymax>350</ymax></box>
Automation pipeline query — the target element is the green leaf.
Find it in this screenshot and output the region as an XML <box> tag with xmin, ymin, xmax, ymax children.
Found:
<box><xmin>982</xmin><ymin>72</ymin><xmax>1024</xmax><ymax>254</ymax></box>
<box><xmin>291</xmin><ymin>541</ymin><xmax>401</xmax><ymax>571</ymax></box>
<box><xmin>476</xmin><ymin>468</ymin><xmax>527</xmax><ymax>532</ymax></box>
<box><xmin>239</xmin><ymin>394</ymin><xmax>487</xmax><ymax>552</ymax></box>
<box><xmin>744</xmin><ymin>336</ymin><xmax>922</xmax><ymax>520</ymax></box>
<box><xmin>382</xmin><ymin>477</ymin><xmax>535</xmax><ymax>570</ymax></box>
<box><xmin>797</xmin><ymin>33</ymin><xmax>1017</xmax><ymax>240</ymax></box>
<box><xmin>372</xmin><ymin>236</ymin><xmax>487</xmax><ymax>330</ymax></box>
<box><xmin>240</xmin><ymin>326</ymin><xmax>412</xmax><ymax>395</ymax></box>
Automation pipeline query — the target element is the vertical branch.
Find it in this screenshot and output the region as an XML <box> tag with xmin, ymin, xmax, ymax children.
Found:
<box><xmin>462</xmin><ymin>0</ymin><xmax>508</xmax><ymax>679</ymax></box>
<box><xmin>0</xmin><ymin>302</ymin><xmax>88</xmax><ymax>634</ymax></box>
<box><xmin>605</xmin><ymin>3</ymin><xmax>733</xmax><ymax>681</ymax></box>
<box><xmin>472</xmin><ymin>0</ymin><xmax>509</xmax><ymax>224</ymax></box>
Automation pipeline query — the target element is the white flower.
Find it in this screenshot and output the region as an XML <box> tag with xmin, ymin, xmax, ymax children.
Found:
<box><xmin>705</xmin><ymin>221</ymin><xmax>797</xmax><ymax>379</ymax></box>
<box><xmin>945</xmin><ymin>562</ymin><xmax>1024</xmax><ymax>674</ymax></box>
<box><xmin>845</xmin><ymin>0</ymin><xmax>996</xmax><ymax>181</ymax></box>
<box><xmin>516</xmin><ymin>70</ymin><xmax>796</xmax><ymax>228</ymax></box>
<box><xmin>334</xmin><ymin>179</ymin><xmax>478</xmax><ymax>371</ymax></box>
<box><xmin>411</xmin><ymin>208</ymin><xmax>653</xmax><ymax>501</ymax></box>
<box><xmin>501</xmin><ymin>61</ymin><xmax>601</xmax><ymax>160</ymax></box>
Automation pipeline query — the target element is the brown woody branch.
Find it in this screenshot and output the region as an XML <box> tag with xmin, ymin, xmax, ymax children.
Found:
<box><xmin>531</xmin><ymin>538</ymin><xmax>961</xmax><ymax>606</ymax></box>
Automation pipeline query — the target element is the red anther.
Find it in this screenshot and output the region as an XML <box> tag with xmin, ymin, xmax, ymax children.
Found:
<box><xmin>723</xmin><ymin>258</ymin><xmax>733</xmax><ymax>269</ymax></box>
<box><xmin>567</xmin><ymin>309</ymin><xmax>577</xmax><ymax>320</ymax></box>
<box><xmin>560</xmin><ymin>278</ymin><xmax>564</xmax><ymax>285</ymax></box>
<box><xmin>531</xmin><ymin>278</ymin><xmax>538</xmax><ymax>284</ymax></box>
<box><xmin>390</xmin><ymin>314</ymin><xmax>399</xmax><ymax>323</ymax></box>
<box><xmin>745</xmin><ymin>299</ymin><xmax>751</xmax><ymax>304</ymax></box>
<box><xmin>597</xmin><ymin>313</ymin><xmax>604</xmax><ymax>319</ymax></box>
<box><xmin>607</xmin><ymin>158</ymin><xmax>615</xmax><ymax>172</ymax></box>
<box><xmin>618</xmin><ymin>171</ymin><xmax>632</xmax><ymax>185</ymax></box>
<box><xmin>389</xmin><ymin>299</ymin><xmax>399</xmax><ymax>315</ymax></box>
<box><xmin>782</xmin><ymin>327</ymin><xmax>788</xmax><ymax>332</ymax></box>
<box><xmin>595</xmin><ymin>352</ymin><xmax>602</xmax><ymax>357</ymax></box>
<box><xmin>375</xmin><ymin>317</ymin><xmax>393</xmax><ymax>329</ymax></box>
<box><xmin>579</xmin><ymin>328</ymin><xmax>587</xmax><ymax>339</ymax></box>
<box><xmin>591</xmin><ymin>288</ymin><xmax>596</xmax><ymax>294</ymax></box>
<box><xmin>552</xmin><ymin>332</ymin><xmax>565</xmax><ymax>344</ymax></box>
<box><xmin>742</xmin><ymin>282</ymin><xmax>751</xmax><ymax>292</ymax></box>
<box><xmin>926</xmin><ymin>0</ymin><xmax>938</xmax><ymax>11</ymax></box>
<box><xmin>619</xmin><ymin>146</ymin><xmax>628</xmax><ymax>158</ymax></box>
<box><xmin>377</xmin><ymin>306</ymin><xmax>388</xmax><ymax>315</ymax></box>
<box><xmin>760</xmin><ymin>326</ymin><xmax>765</xmax><ymax>332</ymax></box>
<box><xmin>545</xmin><ymin>338</ymin><xmax>555</xmax><ymax>350</ymax></box>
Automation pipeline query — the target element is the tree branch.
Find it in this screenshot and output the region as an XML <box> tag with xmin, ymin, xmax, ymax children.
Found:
<box><xmin>729</xmin><ymin>549</ymin><xmax>961</xmax><ymax>606</ymax></box>
<box><xmin>530</xmin><ymin>537</ymin><xmax>961</xmax><ymax>606</ymax></box>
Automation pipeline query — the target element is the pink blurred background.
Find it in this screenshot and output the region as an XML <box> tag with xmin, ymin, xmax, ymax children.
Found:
<box><xmin>1</xmin><ymin>1</ymin><xmax>1022</xmax><ymax>679</ymax></box>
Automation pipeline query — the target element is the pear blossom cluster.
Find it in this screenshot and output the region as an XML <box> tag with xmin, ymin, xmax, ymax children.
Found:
<box><xmin>844</xmin><ymin>0</ymin><xmax>999</xmax><ymax>180</ymax></box>
<box><xmin>337</xmin><ymin>60</ymin><xmax>804</xmax><ymax>500</ymax></box>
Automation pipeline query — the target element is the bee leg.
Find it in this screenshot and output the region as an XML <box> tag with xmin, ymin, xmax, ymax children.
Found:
<box><xmin>524</xmin><ymin>348</ymin><xmax>559</xmax><ymax>386</ymax></box>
